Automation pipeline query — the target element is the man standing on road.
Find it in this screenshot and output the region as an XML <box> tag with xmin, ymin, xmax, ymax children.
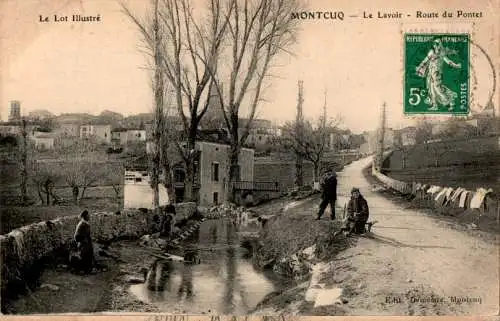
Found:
<box><xmin>345</xmin><ymin>187</ymin><xmax>370</xmax><ymax>234</ymax></box>
<box><xmin>316</xmin><ymin>168</ymin><xmax>338</xmax><ymax>220</ymax></box>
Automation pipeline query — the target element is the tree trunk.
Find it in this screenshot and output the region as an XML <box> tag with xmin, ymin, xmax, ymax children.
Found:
<box><xmin>183</xmin><ymin>131</ymin><xmax>197</xmax><ymax>202</ymax></box>
<box><xmin>72</xmin><ymin>186</ymin><xmax>79</xmax><ymax>204</ymax></box>
<box><xmin>226</xmin><ymin>145</ymin><xmax>241</xmax><ymax>203</ymax></box>
<box><xmin>80</xmin><ymin>186</ymin><xmax>88</xmax><ymax>201</ymax></box>
<box><xmin>36</xmin><ymin>185</ymin><xmax>45</xmax><ymax>205</ymax></box>
<box><xmin>402</xmin><ymin>154</ymin><xmax>406</xmax><ymax>169</ymax></box>
<box><xmin>152</xmin><ymin>171</ymin><xmax>160</xmax><ymax>210</ymax></box>
<box><xmin>112</xmin><ymin>185</ymin><xmax>121</xmax><ymax>199</ymax></box>
<box><xmin>184</xmin><ymin>161</ymin><xmax>194</xmax><ymax>203</ymax></box>
<box><xmin>20</xmin><ymin>120</ymin><xmax>28</xmax><ymax>204</ymax></box>
<box><xmin>161</xmin><ymin>161</ymin><xmax>175</xmax><ymax>204</ymax></box>
<box><xmin>313</xmin><ymin>162</ymin><xmax>320</xmax><ymax>183</ymax></box>
<box><xmin>295</xmin><ymin>152</ymin><xmax>303</xmax><ymax>187</ymax></box>
<box><xmin>150</xmin><ymin>143</ymin><xmax>161</xmax><ymax>211</ymax></box>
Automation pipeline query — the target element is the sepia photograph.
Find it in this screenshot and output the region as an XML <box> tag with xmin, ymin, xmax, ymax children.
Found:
<box><xmin>0</xmin><ymin>0</ymin><xmax>498</xmax><ymax>317</ymax></box>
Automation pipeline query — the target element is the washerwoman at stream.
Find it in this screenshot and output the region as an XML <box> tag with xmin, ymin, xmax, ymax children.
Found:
<box><xmin>73</xmin><ymin>210</ymin><xmax>96</xmax><ymax>274</ymax></box>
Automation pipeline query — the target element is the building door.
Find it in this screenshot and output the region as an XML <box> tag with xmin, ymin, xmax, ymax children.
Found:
<box><xmin>175</xmin><ymin>188</ymin><xmax>185</xmax><ymax>203</ymax></box>
<box><xmin>213</xmin><ymin>192</ymin><xmax>219</xmax><ymax>205</ymax></box>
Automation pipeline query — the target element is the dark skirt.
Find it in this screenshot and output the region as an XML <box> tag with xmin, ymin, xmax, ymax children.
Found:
<box><xmin>78</xmin><ymin>242</ymin><xmax>94</xmax><ymax>273</ymax></box>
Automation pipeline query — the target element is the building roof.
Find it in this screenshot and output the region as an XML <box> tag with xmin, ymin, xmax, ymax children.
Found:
<box><xmin>0</xmin><ymin>120</ymin><xmax>41</xmax><ymax>126</ymax></box>
<box><xmin>111</xmin><ymin>127</ymin><xmax>128</xmax><ymax>133</ymax></box>
<box><xmin>196</xmin><ymin>129</ymin><xmax>230</xmax><ymax>145</ymax></box>
<box><xmin>35</xmin><ymin>134</ymin><xmax>54</xmax><ymax>139</ymax></box>
<box><xmin>81</xmin><ymin>123</ymin><xmax>111</xmax><ymax>127</ymax></box>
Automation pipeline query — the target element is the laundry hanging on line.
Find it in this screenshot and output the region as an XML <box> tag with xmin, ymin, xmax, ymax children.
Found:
<box><xmin>470</xmin><ymin>188</ymin><xmax>494</xmax><ymax>209</ymax></box>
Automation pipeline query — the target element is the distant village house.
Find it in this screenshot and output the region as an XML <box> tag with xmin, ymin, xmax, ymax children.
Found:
<box><xmin>80</xmin><ymin>124</ymin><xmax>112</xmax><ymax>143</ymax></box>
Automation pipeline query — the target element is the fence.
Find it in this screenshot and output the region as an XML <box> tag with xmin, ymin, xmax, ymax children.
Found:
<box><xmin>231</xmin><ymin>180</ymin><xmax>280</xmax><ymax>192</ymax></box>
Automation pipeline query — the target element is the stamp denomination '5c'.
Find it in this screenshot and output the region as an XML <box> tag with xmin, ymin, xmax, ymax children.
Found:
<box><xmin>404</xmin><ymin>33</ymin><xmax>470</xmax><ymax>115</ymax></box>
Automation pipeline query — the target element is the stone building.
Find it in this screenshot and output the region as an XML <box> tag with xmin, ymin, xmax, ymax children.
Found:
<box><xmin>80</xmin><ymin>124</ymin><xmax>112</xmax><ymax>143</ymax></box>
<box><xmin>133</xmin><ymin>135</ymin><xmax>255</xmax><ymax>206</ymax></box>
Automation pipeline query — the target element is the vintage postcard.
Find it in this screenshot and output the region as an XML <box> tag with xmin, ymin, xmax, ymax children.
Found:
<box><xmin>0</xmin><ymin>0</ymin><xmax>498</xmax><ymax>319</ymax></box>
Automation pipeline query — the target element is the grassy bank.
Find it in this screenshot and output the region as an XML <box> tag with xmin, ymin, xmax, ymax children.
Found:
<box><xmin>386</xmin><ymin>138</ymin><xmax>500</xmax><ymax>192</ymax></box>
<box><xmin>255</xmin><ymin>211</ymin><xmax>347</xmax><ymax>268</ymax></box>
<box><xmin>0</xmin><ymin>194</ymin><xmax>122</xmax><ymax>234</ymax></box>
<box><xmin>363</xmin><ymin>165</ymin><xmax>500</xmax><ymax>239</ymax></box>
<box><xmin>250</xmin><ymin>196</ymin><xmax>350</xmax><ymax>314</ymax></box>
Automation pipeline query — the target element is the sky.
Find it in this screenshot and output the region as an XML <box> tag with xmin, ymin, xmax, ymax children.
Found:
<box><xmin>1</xmin><ymin>0</ymin><xmax>498</xmax><ymax>133</ymax></box>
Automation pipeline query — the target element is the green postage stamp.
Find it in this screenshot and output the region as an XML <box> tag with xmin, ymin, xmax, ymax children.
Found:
<box><xmin>404</xmin><ymin>34</ymin><xmax>470</xmax><ymax>115</ymax></box>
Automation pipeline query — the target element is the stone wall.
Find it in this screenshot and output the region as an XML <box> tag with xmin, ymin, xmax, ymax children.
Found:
<box><xmin>0</xmin><ymin>202</ymin><xmax>196</xmax><ymax>299</ymax></box>
<box><xmin>254</xmin><ymin>161</ymin><xmax>315</xmax><ymax>192</ymax></box>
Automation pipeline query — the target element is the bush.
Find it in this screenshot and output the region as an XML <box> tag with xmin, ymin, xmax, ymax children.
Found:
<box><xmin>254</xmin><ymin>213</ymin><xmax>346</xmax><ymax>270</ymax></box>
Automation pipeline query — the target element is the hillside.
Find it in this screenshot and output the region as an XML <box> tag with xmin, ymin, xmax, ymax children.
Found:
<box><xmin>384</xmin><ymin>135</ymin><xmax>500</xmax><ymax>191</ymax></box>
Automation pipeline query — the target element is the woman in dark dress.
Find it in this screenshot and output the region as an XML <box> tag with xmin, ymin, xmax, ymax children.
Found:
<box><xmin>74</xmin><ymin>210</ymin><xmax>95</xmax><ymax>274</ymax></box>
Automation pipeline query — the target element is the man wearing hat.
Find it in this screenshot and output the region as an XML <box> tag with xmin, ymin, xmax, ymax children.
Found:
<box><xmin>345</xmin><ymin>187</ymin><xmax>370</xmax><ymax>234</ymax></box>
<box><xmin>316</xmin><ymin>168</ymin><xmax>338</xmax><ymax>220</ymax></box>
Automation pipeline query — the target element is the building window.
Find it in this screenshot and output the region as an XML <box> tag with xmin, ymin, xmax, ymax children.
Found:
<box><xmin>211</xmin><ymin>162</ymin><xmax>219</xmax><ymax>182</ymax></box>
<box><xmin>174</xmin><ymin>169</ymin><xmax>185</xmax><ymax>183</ymax></box>
<box><xmin>213</xmin><ymin>192</ymin><xmax>219</xmax><ymax>205</ymax></box>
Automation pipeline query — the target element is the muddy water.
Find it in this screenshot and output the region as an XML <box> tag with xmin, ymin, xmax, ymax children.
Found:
<box><xmin>130</xmin><ymin>219</ymin><xmax>286</xmax><ymax>314</ymax></box>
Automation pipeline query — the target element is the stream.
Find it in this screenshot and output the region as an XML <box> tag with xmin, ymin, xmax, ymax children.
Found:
<box><xmin>129</xmin><ymin>218</ymin><xmax>289</xmax><ymax>314</ymax></box>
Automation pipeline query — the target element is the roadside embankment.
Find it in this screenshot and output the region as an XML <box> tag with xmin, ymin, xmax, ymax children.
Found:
<box><xmin>369</xmin><ymin>152</ymin><xmax>499</xmax><ymax>235</ymax></box>
<box><xmin>247</xmin><ymin>195</ymin><xmax>351</xmax><ymax>315</ymax></box>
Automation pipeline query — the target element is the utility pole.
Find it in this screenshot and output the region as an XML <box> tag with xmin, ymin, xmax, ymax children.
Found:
<box><xmin>376</xmin><ymin>102</ymin><xmax>387</xmax><ymax>170</ymax></box>
<box><xmin>295</xmin><ymin>80</ymin><xmax>304</xmax><ymax>187</ymax></box>
<box><xmin>322</xmin><ymin>88</ymin><xmax>327</xmax><ymax>127</ymax></box>
<box><xmin>20</xmin><ymin>118</ymin><xmax>28</xmax><ymax>204</ymax></box>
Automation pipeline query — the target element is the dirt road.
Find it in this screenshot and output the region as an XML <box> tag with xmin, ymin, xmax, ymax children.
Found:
<box><xmin>328</xmin><ymin>157</ymin><xmax>499</xmax><ymax>315</ymax></box>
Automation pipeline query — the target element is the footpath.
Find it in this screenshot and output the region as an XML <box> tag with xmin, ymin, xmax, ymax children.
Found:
<box><xmin>255</xmin><ymin>157</ymin><xmax>499</xmax><ymax>316</ymax></box>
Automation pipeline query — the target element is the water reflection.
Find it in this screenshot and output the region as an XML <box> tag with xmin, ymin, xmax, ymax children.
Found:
<box><xmin>223</xmin><ymin>220</ymin><xmax>237</xmax><ymax>314</ymax></box>
<box><xmin>145</xmin><ymin>259</ymin><xmax>174</xmax><ymax>292</ymax></box>
<box><xmin>130</xmin><ymin>219</ymin><xmax>278</xmax><ymax>314</ymax></box>
<box><xmin>177</xmin><ymin>229</ymin><xmax>199</xmax><ymax>301</ymax></box>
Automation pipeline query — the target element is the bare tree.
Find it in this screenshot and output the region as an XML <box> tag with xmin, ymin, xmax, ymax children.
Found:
<box><xmin>415</xmin><ymin>118</ymin><xmax>434</xmax><ymax>144</ymax></box>
<box><xmin>122</xmin><ymin>0</ymin><xmax>164</xmax><ymax>210</ymax></box>
<box><xmin>282</xmin><ymin>115</ymin><xmax>342</xmax><ymax>182</ymax></box>
<box><xmin>123</xmin><ymin>0</ymin><xmax>230</xmax><ymax>203</ymax></box>
<box><xmin>159</xmin><ymin>107</ymin><xmax>179</xmax><ymax>203</ymax></box>
<box><xmin>282</xmin><ymin>89</ymin><xmax>341</xmax><ymax>182</ymax></box>
<box><xmin>295</xmin><ymin>80</ymin><xmax>305</xmax><ymax>187</ymax></box>
<box><xmin>424</xmin><ymin>141</ymin><xmax>454</xmax><ymax>167</ymax></box>
<box><xmin>31</xmin><ymin>165</ymin><xmax>60</xmax><ymax>205</ymax></box>
<box><xmin>54</xmin><ymin>138</ymin><xmax>104</xmax><ymax>204</ymax></box>
<box><xmin>438</xmin><ymin>117</ymin><xmax>477</xmax><ymax>140</ymax></box>
<box><xmin>207</xmin><ymin>0</ymin><xmax>301</xmax><ymax>202</ymax></box>
<box><xmin>106</xmin><ymin>162</ymin><xmax>125</xmax><ymax>200</ymax></box>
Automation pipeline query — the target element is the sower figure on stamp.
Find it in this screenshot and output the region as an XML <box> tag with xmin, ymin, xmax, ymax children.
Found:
<box><xmin>344</xmin><ymin>187</ymin><xmax>370</xmax><ymax>235</ymax></box>
<box><xmin>74</xmin><ymin>210</ymin><xmax>96</xmax><ymax>274</ymax></box>
<box><xmin>316</xmin><ymin>168</ymin><xmax>337</xmax><ymax>220</ymax></box>
<box><xmin>415</xmin><ymin>38</ymin><xmax>462</xmax><ymax>111</ymax></box>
